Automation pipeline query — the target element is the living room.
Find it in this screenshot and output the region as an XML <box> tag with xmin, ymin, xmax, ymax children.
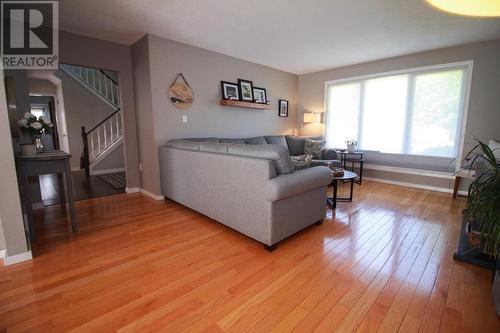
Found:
<box><xmin>0</xmin><ymin>0</ymin><xmax>499</xmax><ymax>331</ymax></box>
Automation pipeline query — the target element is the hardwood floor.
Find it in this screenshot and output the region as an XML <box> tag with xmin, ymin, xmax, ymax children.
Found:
<box><xmin>39</xmin><ymin>171</ymin><xmax>125</xmax><ymax>206</ymax></box>
<box><xmin>0</xmin><ymin>181</ymin><xmax>499</xmax><ymax>332</ymax></box>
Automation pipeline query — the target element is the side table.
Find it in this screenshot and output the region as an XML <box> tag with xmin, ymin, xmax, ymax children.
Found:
<box><xmin>453</xmin><ymin>169</ymin><xmax>475</xmax><ymax>198</ymax></box>
<box><xmin>327</xmin><ymin>170</ymin><xmax>357</xmax><ymax>209</ymax></box>
<box><xmin>337</xmin><ymin>150</ymin><xmax>364</xmax><ymax>184</ymax></box>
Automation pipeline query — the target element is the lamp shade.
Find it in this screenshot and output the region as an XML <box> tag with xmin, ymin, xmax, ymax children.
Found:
<box><xmin>303</xmin><ymin>112</ymin><xmax>321</xmax><ymax>123</ymax></box>
<box><xmin>426</xmin><ymin>0</ymin><xmax>500</xmax><ymax>17</ymax></box>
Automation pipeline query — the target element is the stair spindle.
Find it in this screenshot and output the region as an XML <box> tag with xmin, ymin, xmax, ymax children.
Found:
<box><xmin>90</xmin><ymin>132</ymin><xmax>94</xmax><ymax>161</ymax></box>
<box><xmin>110</xmin><ymin>116</ymin><xmax>114</xmax><ymax>142</ymax></box>
<box><xmin>103</xmin><ymin>121</ymin><xmax>108</xmax><ymax>147</ymax></box>
<box><xmin>110</xmin><ymin>80</ymin><xmax>114</xmax><ymax>105</ymax></box>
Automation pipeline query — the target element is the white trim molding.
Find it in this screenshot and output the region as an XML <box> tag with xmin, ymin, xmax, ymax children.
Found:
<box><xmin>0</xmin><ymin>249</ymin><xmax>6</xmax><ymax>259</ymax></box>
<box><xmin>364</xmin><ymin>176</ymin><xmax>468</xmax><ymax>196</ymax></box>
<box><xmin>325</xmin><ymin>61</ymin><xmax>474</xmax><ymax>86</ymax></box>
<box><xmin>140</xmin><ymin>189</ymin><xmax>165</xmax><ymax>201</ymax></box>
<box><xmin>4</xmin><ymin>251</ymin><xmax>32</xmax><ymax>266</ymax></box>
<box><xmin>125</xmin><ymin>187</ymin><xmax>141</xmax><ymax>193</ymax></box>
<box><xmin>91</xmin><ymin>167</ymin><xmax>126</xmax><ymax>176</ymax></box>
<box><xmin>126</xmin><ymin>187</ymin><xmax>164</xmax><ymax>200</ymax></box>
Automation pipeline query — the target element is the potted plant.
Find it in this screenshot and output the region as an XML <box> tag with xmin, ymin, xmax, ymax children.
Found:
<box><xmin>17</xmin><ymin>112</ymin><xmax>53</xmax><ymax>155</ymax></box>
<box><xmin>456</xmin><ymin>138</ymin><xmax>500</xmax><ymax>314</ymax></box>
<box><xmin>346</xmin><ymin>139</ymin><xmax>358</xmax><ymax>153</ymax></box>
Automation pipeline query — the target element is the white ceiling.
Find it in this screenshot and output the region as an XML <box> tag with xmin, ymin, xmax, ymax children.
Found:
<box><xmin>59</xmin><ymin>0</ymin><xmax>500</xmax><ymax>75</ymax></box>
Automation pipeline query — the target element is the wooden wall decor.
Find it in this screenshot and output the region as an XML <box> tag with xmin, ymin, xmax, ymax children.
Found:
<box><xmin>169</xmin><ymin>73</ymin><xmax>193</xmax><ymax>109</ymax></box>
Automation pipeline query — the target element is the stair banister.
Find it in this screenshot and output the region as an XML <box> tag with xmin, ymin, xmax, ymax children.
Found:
<box><xmin>80</xmin><ymin>109</ymin><xmax>122</xmax><ymax>177</ymax></box>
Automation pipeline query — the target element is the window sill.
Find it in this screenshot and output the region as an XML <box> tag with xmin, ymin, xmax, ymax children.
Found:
<box><xmin>363</xmin><ymin>163</ymin><xmax>454</xmax><ymax>179</ymax></box>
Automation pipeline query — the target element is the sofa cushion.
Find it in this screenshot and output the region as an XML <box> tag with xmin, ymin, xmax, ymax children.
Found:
<box><xmin>228</xmin><ymin>144</ymin><xmax>294</xmax><ymax>174</ymax></box>
<box><xmin>184</xmin><ymin>137</ymin><xmax>220</xmax><ymax>143</ymax></box>
<box><xmin>304</xmin><ymin>139</ymin><xmax>324</xmax><ymax>159</ymax></box>
<box><xmin>166</xmin><ymin>139</ymin><xmax>201</xmax><ymax>151</ymax></box>
<box><xmin>489</xmin><ymin>139</ymin><xmax>500</xmax><ymax>160</ymax></box>
<box><xmin>244</xmin><ymin>136</ymin><xmax>267</xmax><ymax>145</ymax></box>
<box><xmin>264</xmin><ymin>136</ymin><xmax>289</xmax><ymax>151</ymax></box>
<box><xmin>266</xmin><ymin>167</ymin><xmax>332</xmax><ymax>201</ymax></box>
<box><xmin>286</xmin><ymin>136</ymin><xmax>306</xmax><ymax>156</ymax></box>
<box><xmin>199</xmin><ymin>142</ymin><xmax>234</xmax><ymax>153</ymax></box>
<box><xmin>291</xmin><ymin>154</ymin><xmax>313</xmax><ymax>170</ymax></box>
<box><xmin>220</xmin><ymin>138</ymin><xmax>246</xmax><ymax>144</ymax></box>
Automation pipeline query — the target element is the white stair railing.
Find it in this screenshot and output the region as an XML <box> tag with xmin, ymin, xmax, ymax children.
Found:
<box><xmin>60</xmin><ymin>63</ymin><xmax>120</xmax><ymax>110</ymax></box>
<box><xmin>88</xmin><ymin>111</ymin><xmax>122</xmax><ymax>162</ymax></box>
<box><xmin>81</xmin><ymin>110</ymin><xmax>122</xmax><ymax>176</ymax></box>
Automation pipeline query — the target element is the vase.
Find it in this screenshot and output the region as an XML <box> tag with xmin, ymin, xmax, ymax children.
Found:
<box><xmin>347</xmin><ymin>144</ymin><xmax>356</xmax><ymax>153</ymax></box>
<box><xmin>33</xmin><ymin>136</ymin><xmax>44</xmax><ymax>153</ymax></box>
<box><xmin>20</xmin><ymin>143</ymin><xmax>36</xmax><ymax>156</ymax></box>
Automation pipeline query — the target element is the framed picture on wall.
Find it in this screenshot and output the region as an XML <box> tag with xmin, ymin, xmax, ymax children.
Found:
<box><xmin>238</xmin><ymin>79</ymin><xmax>254</xmax><ymax>102</ymax></box>
<box><xmin>253</xmin><ymin>87</ymin><xmax>267</xmax><ymax>104</ymax></box>
<box><xmin>279</xmin><ymin>99</ymin><xmax>288</xmax><ymax>117</ymax></box>
<box><xmin>221</xmin><ymin>81</ymin><xmax>240</xmax><ymax>100</ymax></box>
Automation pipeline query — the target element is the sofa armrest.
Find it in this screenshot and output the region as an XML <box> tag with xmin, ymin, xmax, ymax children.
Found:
<box><xmin>322</xmin><ymin>148</ymin><xmax>338</xmax><ymax>160</ymax></box>
<box><xmin>266</xmin><ymin>166</ymin><xmax>332</xmax><ymax>202</ymax></box>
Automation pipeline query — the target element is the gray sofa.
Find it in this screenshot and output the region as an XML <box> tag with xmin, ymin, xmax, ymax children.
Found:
<box><xmin>159</xmin><ymin>136</ymin><xmax>333</xmax><ymax>250</ymax></box>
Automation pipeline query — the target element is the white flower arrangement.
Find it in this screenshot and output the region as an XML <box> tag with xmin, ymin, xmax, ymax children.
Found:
<box><xmin>18</xmin><ymin>112</ymin><xmax>52</xmax><ymax>138</ymax></box>
<box><xmin>345</xmin><ymin>139</ymin><xmax>358</xmax><ymax>146</ymax></box>
<box><xmin>346</xmin><ymin>139</ymin><xmax>358</xmax><ymax>152</ymax></box>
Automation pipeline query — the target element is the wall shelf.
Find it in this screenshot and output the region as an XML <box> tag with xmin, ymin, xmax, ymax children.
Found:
<box><xmin>219</xmin><ymin>99</ymin><xmax>272</xmax><ymax>110</ymax></box>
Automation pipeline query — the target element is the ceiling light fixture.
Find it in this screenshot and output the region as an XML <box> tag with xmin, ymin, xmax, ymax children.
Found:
<box><xmin>425</xmin><ymin>0</ymin><xmax>500</xmax><ymax>17</ymax></box>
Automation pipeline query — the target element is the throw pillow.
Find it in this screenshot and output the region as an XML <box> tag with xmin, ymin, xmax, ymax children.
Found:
<box><xmin>489</xmin><ymin>139</ymin><xmax>500</xmax><ymax>160</ymax></box>
<box><xmin>304</xmin><ymin>139</ymin><xmax>324</xmax><ymax>159</ymax></box>
<box><xmin>291</xmin><ymin>154</ymin><xmax>313</xmax><ymax>170</ymax></box>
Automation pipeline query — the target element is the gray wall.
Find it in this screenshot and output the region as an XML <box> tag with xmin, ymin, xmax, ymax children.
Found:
<box><xmin>131</xmin><ymin>36</ymin><xmax>157</xmax><ymax>194</ymax></box>
<box><xmin>92</xmin><ymin>142</ymin><xmax>125</xmax><ymax>171</ymax></box>
<box><xmin>132</xmin><ymin>34</ymin><xmax>299</xmax><ymax>195</ymax></box>
<box><xmin>59</xmin><ymin>31</ymin><xmax>140</xmax><ymax>188</ymax></box>
<box><xmin>298</xmin><ymin>38</ymin><xmax>500</xmax><ymax>190</ymax></box>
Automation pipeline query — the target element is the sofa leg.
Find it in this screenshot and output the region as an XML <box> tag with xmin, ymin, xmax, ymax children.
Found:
<box><xmin>264</xmin><ymin>244</ymin><xmax>277</xmax><ymax>252</ymax></box>
<box><xmin>315</xmin><ymin>219</ymin><xmax>324</xmax><ymax>225</ymax></box>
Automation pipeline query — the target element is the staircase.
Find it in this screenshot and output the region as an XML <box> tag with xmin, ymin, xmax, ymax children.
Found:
<box><xmin>60</xmin><ymin>64</ymin><xmax>123</xmax><ymax>177</ymax></box>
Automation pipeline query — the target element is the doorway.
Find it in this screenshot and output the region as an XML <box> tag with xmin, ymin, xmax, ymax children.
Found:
<box><xmin>29</xmin><ymin>95</ymin><xmax>59</xmax><ymax>151</ymax></box>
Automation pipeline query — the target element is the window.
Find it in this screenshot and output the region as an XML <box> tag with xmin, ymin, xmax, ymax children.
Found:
<box><xmin>30</xmin><ymin>107</ymin><xmax>45</xmax><ymax>118</ymax></box>
<box><xmin>325</xmin><ymin>63</ymin><xmax>470</xmax><ymax>158</ymax></box>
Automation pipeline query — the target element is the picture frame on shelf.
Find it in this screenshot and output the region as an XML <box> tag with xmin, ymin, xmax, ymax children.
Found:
<box><xmin>279</xmin><ymin>99</ymin><xmax>289</xmax><ymax>117</ymax></box>
<box><xmin>253</xmin><ymin>87</ymin><xmax>267</xmax><ymax>104</ymax></box>
<box><xmin>238</xmin><ymin>79</ymin><xmax>254</xmax><ymax>102</ymax></box>
<box><xmin>221</xmin><ymin>81</ymin><xmax>240</xmax><ymax>100</ymax></box>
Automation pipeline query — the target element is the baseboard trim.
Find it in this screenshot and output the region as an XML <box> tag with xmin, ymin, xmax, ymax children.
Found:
<box><xmin>0</xmin><ymin>249</ymin><xmax>5</xmax><ymax>259</ymax></box>
<box><xmin>140</xmin><ymin>189</ymin><xmax>165</xmax><ymax>201</ymax></box>
<box><xmin>364</xmin><ymin>176</ymin><xmax>468</xmax><ymax>196</ymax></box>
<box><xmin>125</xmin><ymin>187</ymin><xmax>141</xmax><ymax>193</ymax></box>
<box><xmin>4</xmin><ymin>251</ymin><xmax>32</xmax><ymax>266</ymax></box>
<box><xmin>91</xmin><ymin>168</ymin><xmax>126</xmax><ymax>176</ymax></box>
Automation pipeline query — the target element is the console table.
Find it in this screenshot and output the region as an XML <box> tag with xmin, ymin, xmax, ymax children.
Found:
<box><xmin>17</xmin><ymin>151</ymin><xmax>78</xmax><ymax>241</ymax></box>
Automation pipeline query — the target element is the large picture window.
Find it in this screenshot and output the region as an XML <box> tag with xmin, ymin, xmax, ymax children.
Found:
<box><xmin>325</xmin><ymin>63</ymin><xmax>470</xmax><ymax>158</ymax></box>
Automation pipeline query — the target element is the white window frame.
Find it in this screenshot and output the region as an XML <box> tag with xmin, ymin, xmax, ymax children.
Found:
<box><xmin>323</xmin><ymin>61</ymin><xmax>474</xmax><ymax>172</ymax></box>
